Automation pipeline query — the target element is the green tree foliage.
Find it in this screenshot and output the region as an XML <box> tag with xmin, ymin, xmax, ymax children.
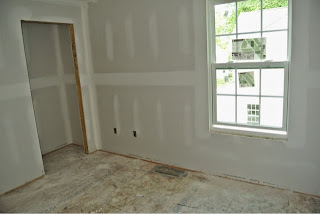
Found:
<box><xmin>263</xmin><ymin>0</ymin><xmax>288</xmax><ymax>9</ymax></box>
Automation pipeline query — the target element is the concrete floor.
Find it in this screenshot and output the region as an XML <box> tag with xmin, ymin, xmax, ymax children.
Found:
<box><xmin>0</xmin><ymin>145</ymin><xmax>319</xmax><ymax>213</ymax></box>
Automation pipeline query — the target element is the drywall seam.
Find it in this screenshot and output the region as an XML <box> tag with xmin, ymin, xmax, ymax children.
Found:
<box><xmin>124</xmin><ymin>12</ymin><xmax>135</xmax><ymax>59</ymax></box>
<box><xmin>93</xmin><ymin>71</ymin><xmax>196</xmax><ymax>86</ymax></box>
<box><xmin>156</xmin><ymin>99</ymin><xmax>164</xmax><ymax>140</ymax></box>
<box><xmin>29</xmin><ymin>74</ymin><xmax>75</xmax><ymax>90</ymax></box>
<box><xmin>178</xmin><ymin>5</ymin><xmax>191</xmax><ymax>55</ymax></box>
<box><xmin>53</xmin><ymin>25</ymin><xmax>73</xmax><ymax>145</ymax></box>
<box><xmin>113</xmin><ymin>94</ymin><xmax>121</xmax><ymax>134</ymax></box>
<box><xmin>81</xmin><ymin>3</ymin><xmax>102</xmax><ymax>150</ymax></box>
<box><xmin>31</xmin><ymin>0</ymin><xmax>85</xmax><ymax>7</ymax></box>
<box><xmin>184</xmin><ymin>103</ymin><xmax>193</xmax><ymax>146</ymax></box>
<box><xmin>148</xmin><ymin>10</ymin><xmax>159</xmax><ymax>60</ymax></box>
<box><xmin>105</xmin><ymin>21</ymin><xmax>114</xmax><ymax>61</ymax></box>
<box><xmin>63</xmin><ymin>74</ymin><xmax>77</xmax><ymax>85</ymax></box>
<box><xmin>133</xmin><ymin>98</ymin><xmax>140</xmax><ymax>134</ymax></box>
<box><xmin>30</xmin><ymin>77</ymin><xmax>60</xmax><ymax>90</ymax></box>
<box><xmin>0</xmin><ymin>83</ymin><xmax>31</xmax><ymax>101</ymax></box>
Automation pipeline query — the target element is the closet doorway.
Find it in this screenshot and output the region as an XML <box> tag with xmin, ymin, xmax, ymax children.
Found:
<box><xmin>21</xmin><ymin>21</ymin><xmax>89</xmax><ymax>155</ymax></box>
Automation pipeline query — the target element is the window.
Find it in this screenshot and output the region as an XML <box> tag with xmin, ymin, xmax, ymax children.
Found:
<box><xmin>247</xmin><ymin>104</ymin><xmax>259</xmax><ymax>125</ymax></box>
<box><xmin>207</xmin><ymin>0</ymin><xmax>290</xmax><ymax>137</ymax></box>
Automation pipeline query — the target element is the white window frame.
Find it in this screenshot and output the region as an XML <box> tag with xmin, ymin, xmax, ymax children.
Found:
<box><xmin>207</xmin><ymin>0</ymin><xmax>291</xmax><ymax>139</ymax></box>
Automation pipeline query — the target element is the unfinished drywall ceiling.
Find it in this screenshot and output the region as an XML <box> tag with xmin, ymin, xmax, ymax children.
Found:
<box><xmin>21</xmin><ymin>22</ymin><xmax>83</xmax><ymax>154</ymax></box>
<box><xmin>0</xmin><ymin>0</ymin><xmax>97</xmax><ymax>194</ymax></box>
<box><xmin>87</xmin><ymin>0</ymin><xmax>320</xmax><ymax>196</ymax></box>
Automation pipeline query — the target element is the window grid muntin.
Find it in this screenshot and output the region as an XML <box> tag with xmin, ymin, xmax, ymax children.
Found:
<box><xmin>216</xmin><ymin>29</ymin><xmax>288</xmax><ymax>37</ymax></box>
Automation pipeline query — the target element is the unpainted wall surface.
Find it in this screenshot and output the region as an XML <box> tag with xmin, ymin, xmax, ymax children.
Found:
<box><xmin>31</xmin><ymin>86</ymin><xmax>68</xmax><ymax>154</ymax></box>
<box><xmin>22</xmin><ymin>23</ymin><xmax>57</xmax><ymax>79</ymax></box>
<box><xmin>97</xmin><ymin>85</ymin><xmax>194</xmax><ymax>156</ymax></box>
<box><xmin>22</xmin><ymin>22</ymin><xmax>83</xmax><ymax>154</ymax></box>
<box><xmin>0</xmin><ymin>0</ymin><xmax>97</xmax><ymax>194</ymax></box>
<box><xmin>66</xmin><ymin>84</ymin><xmax>83</xmax><ymax>146</ymax></box>
<box><xmin>88</xmin><ymin>0</ymin><xmax>320</xmax><ymax>195</ymax></box>
<box><xmin>89</xmin><ymin>0</ymin><xmax>195</xmax><ymax>73</ymax></box>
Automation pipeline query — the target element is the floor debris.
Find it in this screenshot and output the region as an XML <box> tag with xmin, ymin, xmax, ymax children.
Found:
<box><xmin>0</xmin><ymin>145</ymin><xmax>319</xmax><ymax>213</ymax></box>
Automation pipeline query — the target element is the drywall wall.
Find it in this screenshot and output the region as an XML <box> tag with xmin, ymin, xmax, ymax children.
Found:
<box><xmin>30</xmin><ymin>86</ymin><xmax>68</xmax><ymax>154</ymax></box>
<box><xmin>0</xmin><ymin>0</ymin><xmax>98</xmax><ymax>194</ymax></box>
<box><xmin>66</xmin><ymin>84</ymin><xmax>84</xmax><ymax>146</ymax></box>
<box><xmin>22</xmin><ymin>22</ymin><xmax>83</xmax><ymax>154</ymax></box>
<box><xmin>88</xmin><ymin>0</ymin><xmax>320</xmax><ymax>195</ymax></box>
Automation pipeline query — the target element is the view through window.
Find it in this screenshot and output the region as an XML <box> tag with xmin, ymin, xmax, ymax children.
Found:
<box><xmin>211</xmin><ymin>0</ymin><xmax>289</xmax><ymax>130</ymax></box>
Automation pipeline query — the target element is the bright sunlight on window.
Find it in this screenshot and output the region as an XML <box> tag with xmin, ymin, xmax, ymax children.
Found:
<box><xmin>208</xmin><ymin>0</ymin><xmax>290</xmax><ymax>137</ymax></box>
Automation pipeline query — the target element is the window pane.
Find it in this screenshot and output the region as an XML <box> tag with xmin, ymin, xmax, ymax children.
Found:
<box><xmin>260</xmin><ymin>97</ymin><xmax>283</xmax><ymax>127</ymax></box>
<box><xmin>263</xmin><ymin>31</ymin><xmax>287</xmax><ymax>61</ymax></box>
<box><xmin>237</xmin><ymin>0</ymin><xmax>261</xmax><ymax>33</ymax></box>
<box><xmin>237</xmin><ymin>69</ymin><xmax>260</xmax><ymax>95</ymax></box>
<box><xmin>232</xmin><ymin>35</ymin><xmax>265</xmax><ymax>62</ymax></box>
<box><xmin>263</xmin><ymin>0</ymin><xmax>288</xmax><ymax>31</ymax></box>
<box><xmin>217</xmin><ymin>95</ymin><xmax>235</xmax><ymax>123</ymax></box>
<box><xmin>215</xmin><ymin>3</ymin><xmax>236</xmax><ymax>35</ymax></box>
<box><xmin>216</xmin><ymin>35</ymin><xmax>236</xmax><ymax>63</ymax></box>
<box><xmin>216</xmin><ymin>69</ymin><xmax>235</xmax><ymax>95</ymax></box>
<box><xmin>261</xmin><ymin>68</ymin><xmax>284</xmax><ymax>96</ymax></box>
<box><xmin>237</xmin><ymin>96</ymin><xmax>259</xmax><ymax>125</ymax></box>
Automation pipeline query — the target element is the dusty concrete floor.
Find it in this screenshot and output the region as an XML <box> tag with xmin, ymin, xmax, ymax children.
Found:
<box><xmin>0</xmin><ymin>145</ymin><xmax>319</xmax><ymax>213</ymax></box>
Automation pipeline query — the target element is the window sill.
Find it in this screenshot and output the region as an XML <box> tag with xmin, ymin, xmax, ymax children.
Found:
<box><xmin>211</xmin><ymin>124</ymin><xmax>287</xmax><ymax>140</ymax></box>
